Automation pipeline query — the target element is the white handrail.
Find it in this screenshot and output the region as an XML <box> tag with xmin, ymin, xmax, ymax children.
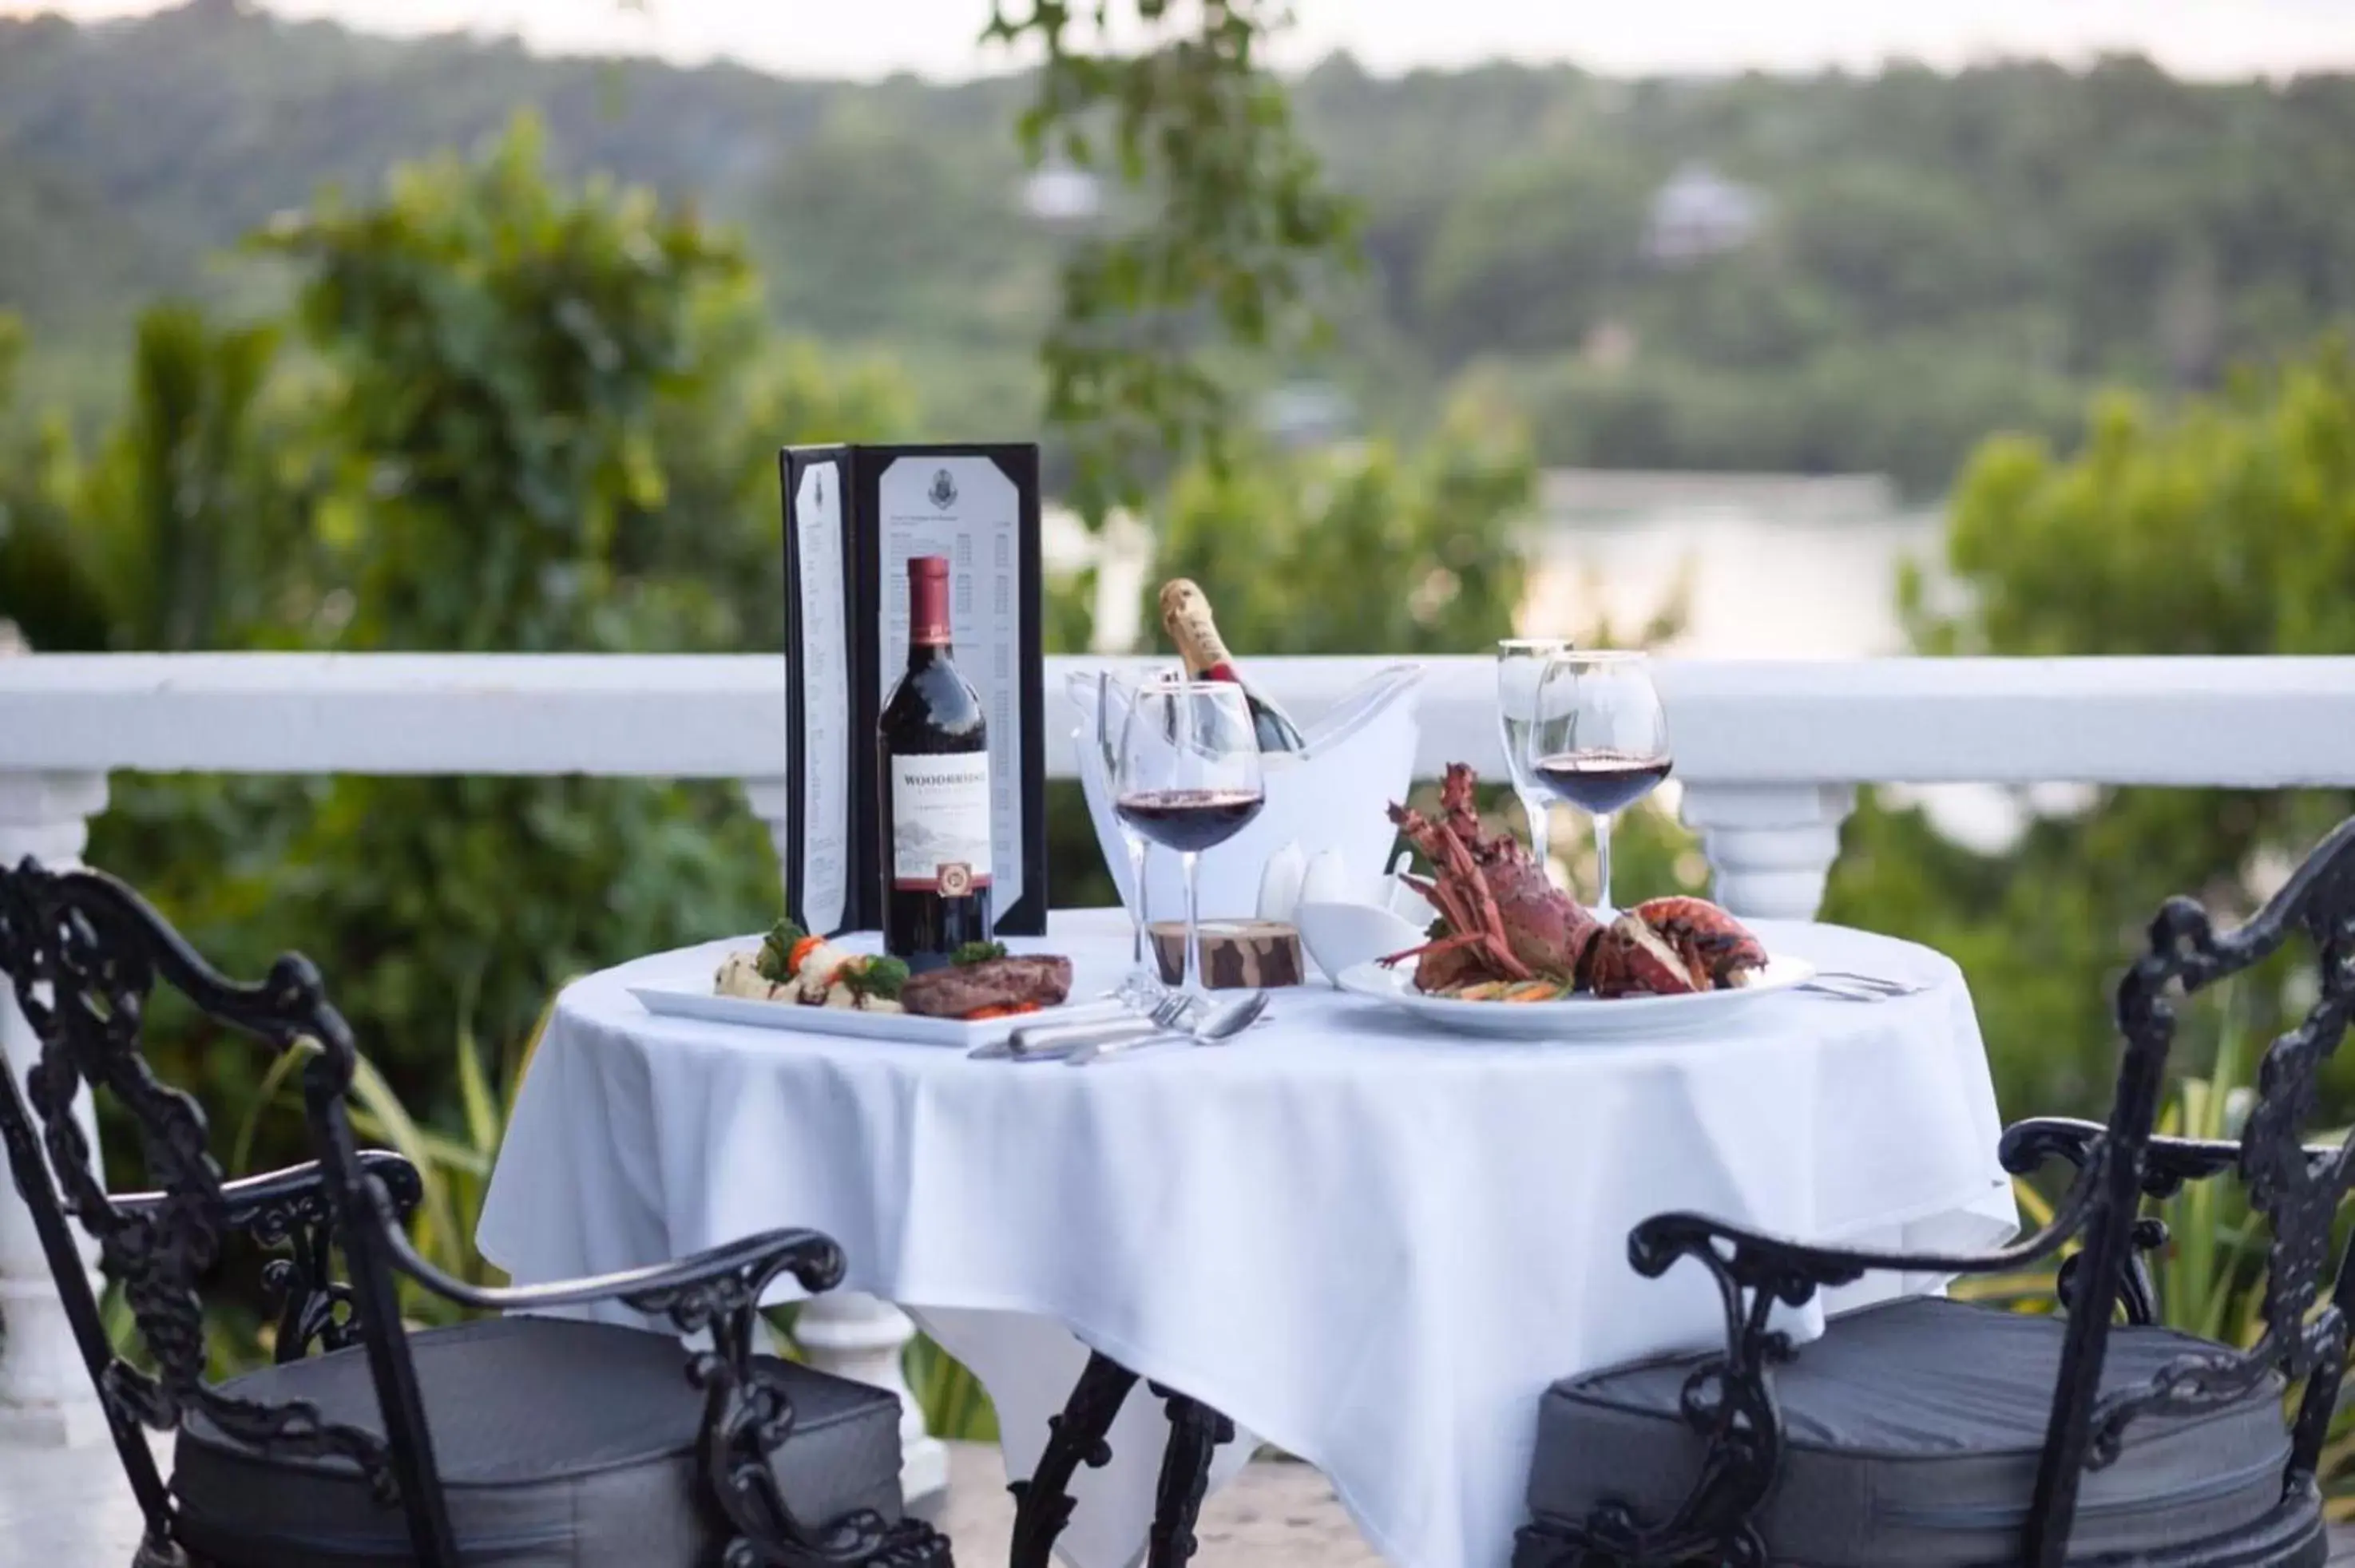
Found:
<box><xmin>4</xmin><ymin>652</ymin><xmax>2354</xmax><ymax>786</ymax></box>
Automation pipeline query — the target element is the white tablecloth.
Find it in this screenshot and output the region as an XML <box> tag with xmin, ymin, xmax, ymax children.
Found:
<box><xmin>476</xmin><ymin>912</ymin><xmax>2016</xmax><ymax>1568</ymax></box>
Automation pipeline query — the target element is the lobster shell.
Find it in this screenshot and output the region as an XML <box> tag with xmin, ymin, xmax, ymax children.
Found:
<box><xmin>1584</xmin><ymin>897</ymin><xmax>1768</xmax><ymax>997</ymax></box>
<box><xmin>1633</xmin><ymin>896</ymin><xmax>1770</xmax><ymax>989</ymax></box>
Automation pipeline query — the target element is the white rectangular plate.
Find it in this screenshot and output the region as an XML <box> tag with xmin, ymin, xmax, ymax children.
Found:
<box><xmin>628</xmin><ymin>983</ymin><xmax>1116</xmax><ymax>1049</ymax></box>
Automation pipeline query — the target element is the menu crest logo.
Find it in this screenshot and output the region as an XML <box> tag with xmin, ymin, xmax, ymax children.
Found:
<box><xmin>929</xmin><ymin>468</ymin><xmax>958</xmax><ymax>509</ymax></box>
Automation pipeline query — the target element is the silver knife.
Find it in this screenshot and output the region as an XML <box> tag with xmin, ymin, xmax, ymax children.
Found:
<box><xmin>968</xmin><ymin>1015</ymin><xmax>1169</xmax><ymax>1062</ymax></box>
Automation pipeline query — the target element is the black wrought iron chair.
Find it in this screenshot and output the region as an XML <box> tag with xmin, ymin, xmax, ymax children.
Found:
<box><xmin>0</xmin><ymin>859</ymin><xmax>953</xmax><ymax>1568</ymax></box>
<box><xmin>1516</xmin><ymin>815</ymin><xmax>2355</xmax><ymax>1568</ymax></box>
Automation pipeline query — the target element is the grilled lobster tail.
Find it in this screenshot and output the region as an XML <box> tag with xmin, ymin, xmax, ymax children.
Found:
<box><xmin>1585</xmin><ymin>897</ymin><xmax>1770</xmax><ymax>998</ymax></box>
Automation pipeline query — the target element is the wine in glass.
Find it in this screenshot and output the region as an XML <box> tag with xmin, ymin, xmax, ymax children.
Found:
<box><xmin>1112</xmin><ymin>683</ymin><xmax>1267</xmax><ymax>996</ymax></box>
<box><xmin>1526</xmin><ymin>651</ymin><xmax>1671</xmax><ymax>916</ymax></box>
<box><xmin>1497</xmin><ymin>638</ymin><xmax>1574</xmax><ymax>884</ymax></box>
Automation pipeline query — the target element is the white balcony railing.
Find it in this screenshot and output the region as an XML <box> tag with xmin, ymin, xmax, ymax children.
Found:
<box><xmin>6</xmin><ymin>651</ymin><xmax>2355</xmax><ymax>1483</ymax></box>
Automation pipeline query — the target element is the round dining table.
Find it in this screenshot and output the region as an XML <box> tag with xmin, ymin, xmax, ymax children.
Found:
<box><xmin>475</xmin><ymin>910</ymin><xmax>2016</xmax><ymax>1568</ymax></box>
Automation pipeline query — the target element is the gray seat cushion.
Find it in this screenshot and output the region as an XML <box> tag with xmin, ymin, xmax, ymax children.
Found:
<box><xmin>1524</xmin><ymin>1296</ymin><xmax>2292</xmax><ymax>1566</ymax></box>
<box><xmin>172</xmin><ymin>1315</ymin><xmax>903</xmax><ymax>1568</ymax></box>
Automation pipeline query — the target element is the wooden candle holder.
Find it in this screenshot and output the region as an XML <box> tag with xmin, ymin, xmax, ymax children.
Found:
<box><xmin>1149</xmin><ymin>920</ymin><xmax>1306</xmax><ymax>990</ymax></box>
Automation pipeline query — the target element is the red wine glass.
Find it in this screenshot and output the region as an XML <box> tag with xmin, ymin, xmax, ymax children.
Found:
<box><xmin>1526</xmin><ymin>651</ymin><xmax>1671</xmax><ymax>915</ymax></box>
<box><xmin>1113</xmin><ymin>682</ymin><xmax>1267</xmax><ymax>997</ymax></box>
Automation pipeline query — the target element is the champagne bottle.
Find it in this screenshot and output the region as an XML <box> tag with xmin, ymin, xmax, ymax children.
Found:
<box><xmin>1158</xmin><ymin>578</ymin><xmax>1308</xmax><ymax>754</ymax></box>
<box><xmin>878</xmin><ymin>555</ymin><xmax>993</xmax><ymax>970</ymax></box>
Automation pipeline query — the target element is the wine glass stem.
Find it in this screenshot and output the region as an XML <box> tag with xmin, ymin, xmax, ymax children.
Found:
<box><xmin>1593</xmin><ymin>811</ymin><xmax>1616</xmax><ymax>915</ymax></box>
<box><xmin>1180</xmin><ymin>849</ymin><xmax>1203</xmax><ymax>996</ymax></box>
<box><xmin>1520</xmin><ymin>790</ymin><xmax>1552</xmax><ymax>888</ymax></box>
<box><xmin>1124</xmin><ymin>833</ymin><xmax>1149</xmax><ymax>964</ymax></box>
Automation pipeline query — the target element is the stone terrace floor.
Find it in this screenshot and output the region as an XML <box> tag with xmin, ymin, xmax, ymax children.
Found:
<box><xmin>4</xmin><ymin>1434</ymin><xmax>1386</xmax><ymax>1567</ymax></box>
<box><xmin>5</xmin><ymin>1433</ymin><xmax>2348</xmax><ymax>1566</ymax></box>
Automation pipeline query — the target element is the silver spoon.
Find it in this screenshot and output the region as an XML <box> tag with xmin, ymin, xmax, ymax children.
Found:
<box><xmin>1068</xmin><ymin>990</ymin><xmax>1269</xmax><ymax>1067</ymax></box>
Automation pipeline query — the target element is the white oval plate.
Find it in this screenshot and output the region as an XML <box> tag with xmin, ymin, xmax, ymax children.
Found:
<box><xmin>1333</xmin><ymin>954</ymin><xmax>1818</xmax><ymax>1041</ymax></box>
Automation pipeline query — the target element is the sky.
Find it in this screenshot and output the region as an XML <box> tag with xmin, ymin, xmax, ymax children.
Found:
<box><xmin>11</xmin><ymin>0</ymin><xmax>2355</xmax><ymax>81</ymax></box>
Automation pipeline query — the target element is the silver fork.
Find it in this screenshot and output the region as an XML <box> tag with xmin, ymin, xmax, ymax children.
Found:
<box><xmin>974</xmin><ymin>991</ymin><xmax>1197</xmax><ymax>1061</ymax></box>
<box><xmin>1802</xmin><ymin>971</ymin><xmax>1929</xmax><ymax>1002</ymax></box>
<box><xmin>1069</xmin><ymin>988</ymin><xmax>1270</xmax><ymax>1066</ymax></box>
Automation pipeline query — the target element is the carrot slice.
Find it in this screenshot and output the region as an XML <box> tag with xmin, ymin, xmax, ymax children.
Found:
<box><xmin>964</xmin><ymin>1001</ymin><xmax>1045</xmax><ymax>1021</ymax></box>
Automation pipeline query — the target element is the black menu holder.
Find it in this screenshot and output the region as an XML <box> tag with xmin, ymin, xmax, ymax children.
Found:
<box><xmin>779</xmin><ymin>443</ymin><xmax>1047</xmax><ymax>938</ymax></box>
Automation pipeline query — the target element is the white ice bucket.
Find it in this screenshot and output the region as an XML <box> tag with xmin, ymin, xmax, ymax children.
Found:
<box><xmin>1070</xmin><ymin>664</ymin><xmax>1424</xmax><ymax>921</ymax></box>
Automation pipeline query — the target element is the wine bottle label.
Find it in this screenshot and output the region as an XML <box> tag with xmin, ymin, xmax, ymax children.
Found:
<box><xmin>890</xmin><ymin>752</ymin><xmax>994</xmax><ymax>892</ymax></box>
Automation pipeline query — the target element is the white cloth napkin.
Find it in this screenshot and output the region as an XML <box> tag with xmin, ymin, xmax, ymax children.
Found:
<box><xmin>477</xmin><ymin>913</ymin><xmax>2016</xmax><ymax>1568</ymax></box>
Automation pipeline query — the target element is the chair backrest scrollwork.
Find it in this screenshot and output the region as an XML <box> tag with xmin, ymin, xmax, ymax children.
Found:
<box><xmin>2065</xmin><ymin>818</ymin><xmax>2355</xmax><ymax>1491</ymax></box>
<box><xmin>0</xmin><ymin>860</ymin><xmax>406</xmax><ymax>1498</ymax></box>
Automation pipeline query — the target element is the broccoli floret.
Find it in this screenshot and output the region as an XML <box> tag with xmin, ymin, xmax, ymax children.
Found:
<box><xmin>756</xmin><ymin>918</ymin><xmax>808</xmax><ymax>984</ymax></box>
<box><xmin>846</xmin><ymin>955</ymin><xmax>909</xmax><ymax>1001</ymax></box>
<box><xmin>951</xmin><ymin>940</ymin><xmax>1009</xmax><ymax>967</ymax></box>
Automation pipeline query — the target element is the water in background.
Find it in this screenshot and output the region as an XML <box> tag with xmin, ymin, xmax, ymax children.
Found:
<box><xmin>1523</xmin><ymin>472</ymin><xmax>2075</xmax><ymax>852</ymax></box>
<box><xmin>1523</xmin><ymin>503</ymin><xmax>1946</xmax><ymax>657</ymax></box>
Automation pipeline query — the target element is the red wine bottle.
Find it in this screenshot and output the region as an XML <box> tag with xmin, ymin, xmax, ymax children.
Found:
<box><xmin>1158</xmin><ymin>578</ymin><xmax>1307</xmax><ymax>754</ymax></box>
<box><xmin>878</xmin><ymin>556</ymin><xmax>993</xmax><ymax>972</ymax></box>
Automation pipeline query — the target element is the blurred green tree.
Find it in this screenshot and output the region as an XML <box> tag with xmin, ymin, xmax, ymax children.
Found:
<box><xmin>1144</xmin><ymin>382</ymin><xmax>1536</xmax><ymax>655</ymax></box>
<box><xmin>986</xmin><ymin>1</ymin><xmax>1358</xmax><ymax>525</ymax></box>
<box><xmin>0</xmin><ymin>303</ymin><xmax>291</xmax><ymax>652</ymax></box>
<box><xmin>14</xmin><ymin>121</ymin><xmax>913</xmax><ymax>1151</ymax></box>
<box><xmin>1825</xmin><ymin>338</ymin><xmax>2355</xmax><ymax>1116</ymax></box>
<box><xmin>224</xmin><ymin>118</ymin><xmax>910</xmax><ymax>1123</ymax></box>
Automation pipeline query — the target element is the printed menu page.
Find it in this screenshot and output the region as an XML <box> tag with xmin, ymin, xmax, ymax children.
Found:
<box><xmin>791</xmin><ymin>460</ymin><xmax>850</xmax><ymax>935</ymax></box>
<box><xmin>874</xmin><ymin>456</ymin><xmax>1025</xmax><ymax>921</ymax></box>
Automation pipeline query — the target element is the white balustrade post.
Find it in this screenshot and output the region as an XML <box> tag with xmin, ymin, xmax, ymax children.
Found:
<box><xmin>739</xmin><ymin>777</ymin><xmax>949</xmax><ymax>1513</ymax></box>
<box><xmin>0</xmin><ymin>770</ymin><xmax>110</xmax><ymax>1447</ymax></box>
<box><xmin>1678</xmin><ymin>782</ymin><xmax>1857</xmax><ymax>922</ymax></box>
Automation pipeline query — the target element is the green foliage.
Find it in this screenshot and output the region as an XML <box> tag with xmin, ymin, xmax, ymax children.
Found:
<box><xmin>985</xmin><ymin>2</ymin><xmax>1358</xmax><ymax>525</ymax></box>
<box><xmin>1827</xmin><ymin>338</ymin><xmax>2355</xmax><ymax>1120</ymax></box>
<box><xmin>1917</xmin><ymin>342</ymin><xmax>2355</xmax><ymax>659</ymax></box>
<box><xmin>87</xmin><ymin>304</ymin><xmax>291</xmax><ymax>650</ymax></box>
<box><xmin>750</xmin><ymin>119</ymin><xmax>1053</xmax><ymax>350</ymax></box>
<box><xmin>1144</xmin><ymin>385</ymin><xmax>1535</xmax><ymax>655</ymax></box>
<box><xmin>14</xmin><ymin>14</ymin><xmax>2355</xmax><ymax>489</ymax></box>
<box><xmin>0</xmin><ymin>302</ymin><xmax>290</xmax><ymax>654</ymax></box>
<box><xmin>0</xmin><ymin>124</ymin><xmax>914</xmax><ymax>1181</ymax></box>
<box><xmin>180</xmin><ymin>122</ymin><xmax>783</xmax><ymax>1131</ymax></box>
<box><xmin>260</xmin><ymin>118</ymin><xmax>744</xmax><ymax>651</ymax></box>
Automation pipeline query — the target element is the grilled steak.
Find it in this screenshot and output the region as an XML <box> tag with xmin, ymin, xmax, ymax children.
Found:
<box><xmin>902</xmin><ymin>955</ymin><xmax>1072</xmax><ymax>1018</ymax></box>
